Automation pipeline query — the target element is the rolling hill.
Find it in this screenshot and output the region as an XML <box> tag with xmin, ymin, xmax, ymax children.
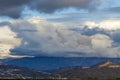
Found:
<box><xmin>52</xmin><ymin>61</ymin><xmax>120</xmax><ymax>80</ymax></box>
<box><xmin>0</xmin><ymin>62</ymin><xmax>52</xmax><ymax>79</ymax></box>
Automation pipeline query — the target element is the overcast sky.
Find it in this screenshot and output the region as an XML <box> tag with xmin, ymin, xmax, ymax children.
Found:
<box><xmin>0</xmin><ymin>0</ymin><xmax>120</xmax><ymax>59</ymax></box>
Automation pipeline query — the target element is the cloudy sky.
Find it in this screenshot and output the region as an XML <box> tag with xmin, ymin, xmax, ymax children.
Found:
<box><xmin>0</xmin><ymin>0</ymin><xmax>120</xmax><ymax>59</ymax></box>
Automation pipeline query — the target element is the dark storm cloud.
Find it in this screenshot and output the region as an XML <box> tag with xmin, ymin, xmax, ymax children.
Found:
<box><xmin>0</xmin><ymin>0</ymin><xmax>101</xmax><ymax>18</ymax></box>
<box><xmin>108</xmin><ymin>7</ymin><xmax>120</xmax><ymax>13</ymax></box>
<box><xmin>0</xmin><ymin>22</ymin><xmax>11</xmax><ymax>26</ymax></box>
<box><xmin>29</xmin><ymin>0</ymin><xmax>101</xmax><ymax>13</ymax></box>
<box><xmin>70</xmin><ymin>26</ymin><xmax>109</xmax><ymax>36</ymax></box>
<box><xmin>111</xmin><ymin>30</ymin><xmax>120</xmax><ymax>46</ymax></box>
<box><xmin>0</xmin><ymin>0</ymin><xmax>31</xmax><ymax>18</ymax></box>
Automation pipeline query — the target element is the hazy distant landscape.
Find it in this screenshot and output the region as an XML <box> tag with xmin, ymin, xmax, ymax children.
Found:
<box><xmin>1</xmin><ymin>57</ymin><xmax>120</xmax><ymax>80</ymax></box>
<box><xmin>2</xmin><ymin>57</ymin><xmax>120</xmax><ymax>70</ymax></box>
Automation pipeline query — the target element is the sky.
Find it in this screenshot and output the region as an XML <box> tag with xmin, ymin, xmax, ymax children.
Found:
<box><xmin>0</xmin><ymin>0</ymin><xmax>120</xmax><ymax>59</ymax></box>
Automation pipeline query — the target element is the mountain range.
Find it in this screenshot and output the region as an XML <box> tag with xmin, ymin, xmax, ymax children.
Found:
<box><xmin>0</xmin><ymin>59</ymin><xmax>120</xmax><ymax>79</ymax></box>
<box><xmin>1</xmin><ymin>57</ymin><xmax>120</xmax><ymax>70</ymax></box>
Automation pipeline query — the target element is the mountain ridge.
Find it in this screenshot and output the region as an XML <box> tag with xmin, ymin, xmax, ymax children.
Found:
<box><xmin>51</xmin><ymin>60</ymin><xmax>120</xmax><ymax>80</ymax></box>
<box><xmin>1</xmin><ymin>59</ymin><xmax>120</xmax><ymax>79</ymax></box>
<box><xmin>2</xmin><ymin>57</ymin><xmax>120</xmax><ymax>70</ymax></box>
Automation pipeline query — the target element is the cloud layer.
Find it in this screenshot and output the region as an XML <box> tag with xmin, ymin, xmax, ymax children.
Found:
<box><xmin>0</xmin><ymin>17</ymin><xmax>120</xmax><ymax>58</ymax></box>
<box><xmin>0</xmin><ymin>0</ymin><xmax>119</xmax><ymax>19</ymax></box>
<box><xmin>0</xmin><ymin>0</ymin><xmax>31</xmax><ymax>18</ymax></box>
<box><xmin>29</xmin><ymin>0</ymin><xmax>101</xmax><ymax>13</ymax></box>
<box><xmin>0</xmin><ymin>0</ymin><xmax>102</xmax><ymax>18</ymax></box>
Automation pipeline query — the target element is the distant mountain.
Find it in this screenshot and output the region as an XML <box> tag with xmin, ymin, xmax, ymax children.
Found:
<box><xmin>2</xmin><ymin>57</ymin><xmax>120</xmax><ymax>70</ymax></box>
<box><xmin>0</xmin><ymin>62</ymin><xmax>51</xmax><ymax>79</ymax></box>
<box><xmin>1</xmin><ymin>59</ymin><xmax>120</xmax><ymax>79</ymax></box>
<box><xmin>52</xmin><ymin>61</ymin><xmax>120</xmax><ymax>80</ymax></box>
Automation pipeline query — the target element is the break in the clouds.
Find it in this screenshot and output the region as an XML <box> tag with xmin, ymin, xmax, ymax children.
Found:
<box><xmin>0</xmin><ymin>0</ymin><xmax>120</xmax><ymax>59</ymax></box>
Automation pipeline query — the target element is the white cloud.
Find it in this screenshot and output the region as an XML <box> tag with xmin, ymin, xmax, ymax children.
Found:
<box><xmin>12</xmin><ymin>17</ymin><xmax>92</xmax><ymax>55</ymax></box>
<box><xmin>90</xmin><ymin>34</ymin><xmax>113</xmax><ymax>57</ymax></box>
<box><xmin>84</xmin><ymin>19</ymin><xmax>120</xmax><ymax>30</ymax></box>
<box><xmin>0</xmin><ymin>26</ymin><xmax>21</xmax><ymax>59</ymax></box>
<box><xmin>91</xmin><ymin>34</ymin><xmax>112</xmax><ymax>49</ymax></box>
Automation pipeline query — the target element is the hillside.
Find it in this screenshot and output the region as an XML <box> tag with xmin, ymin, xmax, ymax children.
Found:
<box><xmin>52</xmin><ymin>61</ymin><xmax>120</xmax><ymax>80</ymax></box>
<box><xmin>0</xmin><ymin>62</ymin><xmax>51</xmax><ymax>79</ymax></box>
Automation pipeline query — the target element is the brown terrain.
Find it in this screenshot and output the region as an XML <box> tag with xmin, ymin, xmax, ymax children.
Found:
<box><xmin>52</xmin><ymin>60</ymin><xmax>120</xmax><ymax>80</ymax></box>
